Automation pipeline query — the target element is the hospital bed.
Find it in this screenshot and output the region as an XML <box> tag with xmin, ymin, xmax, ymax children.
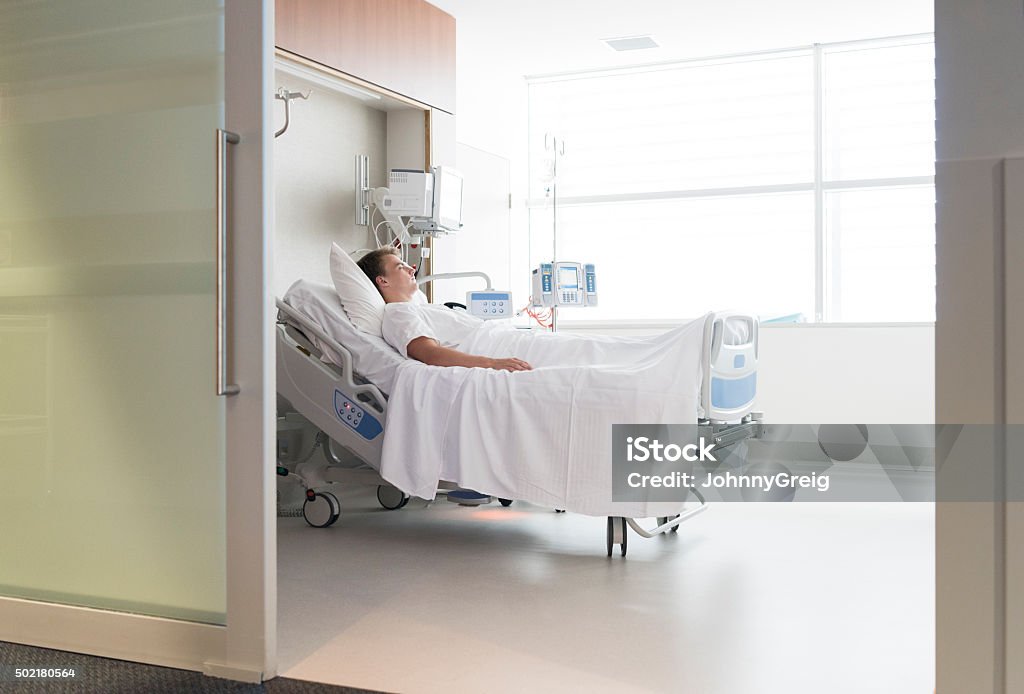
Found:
<box><xmin>275</xmin><ymin>280</ymin><xmax>763</xmax><ymax>556</ymax></box>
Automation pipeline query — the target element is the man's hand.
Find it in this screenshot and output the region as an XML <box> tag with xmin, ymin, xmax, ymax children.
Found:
<box><xmin>406</xmin><ymin>337</ymin><xmax>532</xmax><ymax>371</ymax></box>
<box><xmin>487</xmin><ymin>357</ymin><xmax>532</xmax><ymax>372</ymax></box>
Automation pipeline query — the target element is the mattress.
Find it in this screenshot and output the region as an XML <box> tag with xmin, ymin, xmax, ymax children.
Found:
<box><xmin>282</xmin><ymin>279</ymin><xmax>407</xmax><ymax>394</ymax></box>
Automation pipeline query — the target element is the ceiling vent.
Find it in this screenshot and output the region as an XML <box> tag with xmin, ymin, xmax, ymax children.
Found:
<box><xmin>602</xmin><ymin>35</ymin><xmax>659</xmax><ymax>52</ymax></box>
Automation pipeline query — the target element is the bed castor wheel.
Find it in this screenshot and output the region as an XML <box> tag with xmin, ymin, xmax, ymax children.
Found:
<box><xmin>303</xmin><ymin>490</ymin><xmax>340</xmax><ymax>528</ymax></box>
<box><xmin>669</xmin><ymin>514</ymin><xmax>680</xmax><ymax>533</ymax></box>
<box><xmin>555</xmin><ymin>509</ymin><xmax>565</xmax><ymax>513</ymax></box>
<box><xmin>606</xmin><ymin>517</ymin><xmax>628</xmax><ymax>557</ymax></box>
<box><xmin>377</xmin><ymin>485</ymin><xmax>410</xmax><ymax>510</ymax></box>
<box><xmin>499</xmin><ymin>498</ymin><xmax>513</xmax><ymax>507</ymax></box>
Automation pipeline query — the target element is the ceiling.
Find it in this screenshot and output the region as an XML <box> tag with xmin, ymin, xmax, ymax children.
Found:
<box><xmin>430</xmin><ymin>0</ymin><xmax>934</xmax><ymax>79</ymax></box>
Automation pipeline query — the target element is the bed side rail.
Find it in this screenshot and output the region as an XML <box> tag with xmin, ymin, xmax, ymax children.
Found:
<box><xmin>701</xmin><ymin>310</ymin><xmax>758</xmax><ymax>423</ymax></box>
<box><xmin>275</xmin><ymin>298</ymin><xmax>387</xmax><ymax>413</ymax></box>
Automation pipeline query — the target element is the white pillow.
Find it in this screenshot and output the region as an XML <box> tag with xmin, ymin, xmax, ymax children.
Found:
<box><xmin>329</xmin><ymin>243</ymin><xmax>386</xmax><ymax>336</ymax></box>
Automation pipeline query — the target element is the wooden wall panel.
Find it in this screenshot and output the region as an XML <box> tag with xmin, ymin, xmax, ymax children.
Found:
<box><xmin>276</xmin><ymin>0</ymin><xmax>455</xmax><ymax>113</ymax></box>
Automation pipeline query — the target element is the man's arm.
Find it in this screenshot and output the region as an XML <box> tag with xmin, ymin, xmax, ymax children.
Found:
<box><xmin>406</xmin><ymin>336</ymin><xmax>531</xmax><ymax>372</ymax></box>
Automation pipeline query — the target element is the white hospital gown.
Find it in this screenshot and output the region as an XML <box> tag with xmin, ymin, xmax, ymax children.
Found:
<box><xmin>382</xmin><ymin>302</ymin><xmax>483</xmax><ymax>358</ymax></box>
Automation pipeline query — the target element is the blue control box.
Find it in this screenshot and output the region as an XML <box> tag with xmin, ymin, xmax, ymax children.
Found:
<box><xmin>333</xmin><ymin>390</ymin><xmax>383</xmax><ymax>440</ymax></box>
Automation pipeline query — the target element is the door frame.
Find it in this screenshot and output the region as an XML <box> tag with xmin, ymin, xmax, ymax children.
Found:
<box><xmin>0</xmin><ymin>0</ymin><xmax>276</xmax><ymax>682</ymax></box>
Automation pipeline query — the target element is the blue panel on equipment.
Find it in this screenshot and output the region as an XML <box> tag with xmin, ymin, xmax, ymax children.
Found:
<box><xmin>469</xmin><ymin>292</ymin><xmax>511</xmax><ymax>301</ymax></box>
<box><xmin>711</xmin><ymin>372</ymin><xmax>757</xmax><ymax>410</ymax></box>
<box><xmin>734</xmin><ymin>354</ymin><xmax>745</xmax><ymax>368</ymax></box>
<box><xmin>334</xmin><ymin>390</ymin><xmax>383</xmax><ymax>440</ymax></box>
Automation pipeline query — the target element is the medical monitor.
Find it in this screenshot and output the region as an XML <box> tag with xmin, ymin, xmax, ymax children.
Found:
<box><xmin>531</xmin><ymin>261</ymin><xmax>594</xmax><ymax>307</ymax></box>
<box><xmin>384</xmin><ymin>169</ymin><xmax>433</xmax><ymax>217</ymax></box>
<box><xmin>558</xmin><ymin>265</ymin><xmax>579</xmax><ymax>290</ymax></box>
<box><xmin>432</xmin><ymin>166</ymin><xmax>463</xmax><ymax>233</ymax></box>
<box><xmin>391</xmin><ymin>166</ymin><xmax>463</xmax><ymax>235</ymax></box>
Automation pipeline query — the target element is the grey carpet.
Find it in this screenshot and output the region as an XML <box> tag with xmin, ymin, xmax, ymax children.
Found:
<box><xmin>0</xmin><ymin>641</ymin><xmax>387</xmax><ymax>693</ymax></box>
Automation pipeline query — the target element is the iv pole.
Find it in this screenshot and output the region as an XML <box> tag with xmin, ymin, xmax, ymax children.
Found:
<box><xmin>545</xmin><ymin>133</ymin><xmax>565</xmax><ymax>331</ymax></box>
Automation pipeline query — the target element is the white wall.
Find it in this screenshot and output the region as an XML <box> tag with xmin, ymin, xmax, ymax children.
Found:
<box><xmin>758</xmin><ymin>325</ymin><xmax>934</xmax><ymax>424</ymax></box>
<box><xmin>451</xmin><ymin>72</ymin><xmax>531</xmax><ymax>306</ymax></box>
<box><xmin>273</xmin><ymin>69</ymin><xmax>386</xmax><ymax>298</ymax></box>
<box><xmin>431</xmin><ymin>143</ymin><xmax>512</xmax><ymax>306</ymax></box>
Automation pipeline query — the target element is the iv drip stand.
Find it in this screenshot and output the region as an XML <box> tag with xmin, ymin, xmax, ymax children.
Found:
<box><xmin>545</xmin><ymin>133</ymin><xmax>565</xmax><ymax>331</ymax></box>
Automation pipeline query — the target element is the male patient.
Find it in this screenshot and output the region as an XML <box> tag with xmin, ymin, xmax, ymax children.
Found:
<box><xmin>357</xmin><ymin>247</ymin><xmax>532</xmax><ymax>372</ymax></box>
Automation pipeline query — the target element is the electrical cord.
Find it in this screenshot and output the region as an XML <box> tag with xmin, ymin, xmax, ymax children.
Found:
<box><xmin>517</xmin><ymin>298</ymin><xmax>553</xmax><ymax>329</ymax></box>
<box><xmin>278</xmin><ymin>429</ymin><xmax>326</xmax><ymax>468</ymax></box>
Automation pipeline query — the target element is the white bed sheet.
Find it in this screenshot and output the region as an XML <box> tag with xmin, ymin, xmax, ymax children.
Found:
<box><xmin>380</xmin><ymin>317</ymin><xmax>707</xmax><ymax>518</ymax></box>
<box><xmin>283</xmin><ymin>280</ymin><xmax>406</xmax><ymax>394</ymax></box>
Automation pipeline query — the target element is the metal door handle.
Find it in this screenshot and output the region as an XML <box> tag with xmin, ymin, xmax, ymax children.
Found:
<box><xmin>216</xmin><ymin>128</ymin><xmax>240</xmax><ymax>396</ymax></box>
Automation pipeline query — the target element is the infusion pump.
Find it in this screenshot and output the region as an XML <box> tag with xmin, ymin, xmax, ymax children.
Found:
<box><xmin>531</xmin><ymin>262</ymin><xmax>597</xmax><ymax>308</ymax></box>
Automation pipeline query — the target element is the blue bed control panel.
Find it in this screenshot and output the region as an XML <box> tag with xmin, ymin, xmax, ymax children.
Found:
<box><xmin>467</xmin><ymin>291</ymin><xmax>513</xmax><ymax>319</ymax></box>
<box><xmin>333</xmin><ymin>390</ymin><xmax>383</xmax><ymax>440</ymax></box>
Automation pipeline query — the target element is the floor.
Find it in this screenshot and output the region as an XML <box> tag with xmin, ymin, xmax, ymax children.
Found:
<box><xmin>277</xmin><ymin>487</ymin><xmax>934</xmax><ymax>694</ymax></box>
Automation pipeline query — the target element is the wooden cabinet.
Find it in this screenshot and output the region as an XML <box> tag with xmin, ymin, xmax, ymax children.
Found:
<box><xmin>276</xmin><ymin>0</ymin><xmax>456</xmax><ymax>114</ymax></box>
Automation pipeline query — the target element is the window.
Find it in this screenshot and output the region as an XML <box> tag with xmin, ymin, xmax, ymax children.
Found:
<box><xmin>527</xmin><ymin>35</ymin><xmax>935</xmax><ymax>322</ymax></box>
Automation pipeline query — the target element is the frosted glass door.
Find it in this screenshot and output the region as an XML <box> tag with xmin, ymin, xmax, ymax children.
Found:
<box><xmin>0</xmin><ymin>1</ymin><xmax>230</xmax><ymax>623</ymax></box>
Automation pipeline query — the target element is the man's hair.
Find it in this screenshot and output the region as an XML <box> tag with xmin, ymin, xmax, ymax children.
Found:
<box><xmin>356</xmin><ymin>246</ymin><xmax>400</xmax><ymax>287</ymax></box>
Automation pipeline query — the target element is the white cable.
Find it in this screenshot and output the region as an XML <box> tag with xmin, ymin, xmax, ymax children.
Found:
<box><xmin>372</xmin><ymin>219</ymin><xmax>391</xmax><ymax>248</ymax></box>
<box><xmin>370</xmin><ymin>187</ymin><xmax>410</xmax><ymax>244</ymax></box>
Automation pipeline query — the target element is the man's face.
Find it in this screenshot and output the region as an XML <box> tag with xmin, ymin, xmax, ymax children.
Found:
<box><xmin>377</xmin><ymin>254</ymin><xmax>417</xmax><ymax>298</ymax></box>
